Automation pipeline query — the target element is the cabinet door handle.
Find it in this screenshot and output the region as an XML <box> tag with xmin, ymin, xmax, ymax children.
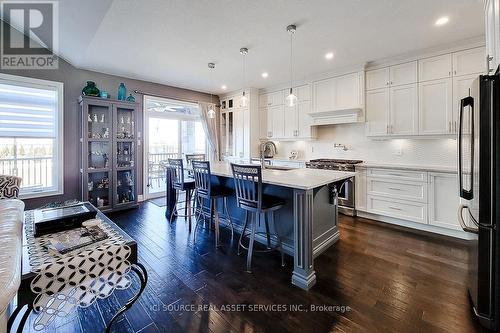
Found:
<box><xmin>454</xmin><ymin>121</ymin><xmax>457</xmax><ymax>133</ymax></box>
<box><xmin>448</xmin><ymin>121</ymin><xmax>451</xmax><ymax>133</ymax></box>
<box><xmin>487</xmin><ymin>55</ymin><xmax>494</xmax><ymax>73</ymax></box>
<box><xmin>388</xmin><ymin>206</ymin><xmax>403</xmax><ymax>211</ymax></box>
<box><xmin>448</xmin><ymin>71</ymin><xmax>451</xmax><ymax>76</ymax></box>
<box><xmin>388</xmin><ymin>187</ymin><xmax>401</xmax><ymax>191</ymax></box>
<box><xmin>386</xmin><ymin>125</ymin><xmax>389</xmax><ymax>134</ymax></box>
<box><xmin>454</xmin><ymin>70</ymin><xmax>457</xmax><ymax>75</ymax></box>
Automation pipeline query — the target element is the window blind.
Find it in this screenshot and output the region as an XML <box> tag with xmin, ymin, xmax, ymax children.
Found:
<box><xmin>0</xmin><ymin>83</ymin><xmax>58</xmax><ymax>138</ymax></box>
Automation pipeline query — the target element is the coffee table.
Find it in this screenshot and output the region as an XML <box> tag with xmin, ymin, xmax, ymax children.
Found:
<box><xmin>8</xmin><ymin>207</ymin><xmax>148</xmax><ymax>333</ymax></box>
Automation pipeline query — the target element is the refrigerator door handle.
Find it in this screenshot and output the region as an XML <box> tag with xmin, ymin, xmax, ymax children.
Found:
<box><xmin>458</xmin><ymin>96</ymin><xmax>474</xmax><ymax>200</ymax></box>
<box><xmin>458</xmin><ymin>204</ymin><xmax>478</xmax><ymax>234</ymax></box>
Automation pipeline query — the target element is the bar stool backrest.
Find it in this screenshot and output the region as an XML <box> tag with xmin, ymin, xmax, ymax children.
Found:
<box><xmin>186</xmin><ymin>154</ymin><xmax>206</xmax><ymax>166</ymax></box>
<box><xmin>168</xmin><ymin>158</ymin><xmax>185</xmax><ymax>190</ymax></box>
<box><xmin>230</xmin><ymin>163</ymin><xmax>262</xmax><ymax>212</ymax></box>
<box><xmin>191</xmin><ymin>160</ymin><xmax>211</xmax><ymax>198</ymax></box>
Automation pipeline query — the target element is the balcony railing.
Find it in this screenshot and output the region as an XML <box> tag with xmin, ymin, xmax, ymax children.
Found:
<box><xmin>0</xmin><ymin>156</ymin><xmax>53</xmax><ymax>190</ymax></box>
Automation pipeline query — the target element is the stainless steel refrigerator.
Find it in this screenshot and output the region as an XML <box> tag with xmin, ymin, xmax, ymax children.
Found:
<box><xmin>458</xmin><ymin>67</ymin><xmax>500</xmax><ymax>330</ymax></box>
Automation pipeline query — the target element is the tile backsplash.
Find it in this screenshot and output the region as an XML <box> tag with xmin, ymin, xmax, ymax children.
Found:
<box><xmin>273</xmin><ymin>123</ymin><xmax>457</xmax><ymax>167</ymax></box>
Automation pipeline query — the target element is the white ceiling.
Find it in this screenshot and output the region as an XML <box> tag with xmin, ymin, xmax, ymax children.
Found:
<box><xmin>55</xmin><ymin>0</ymin><xmax>484</xmax><ymax>94</ymax></box>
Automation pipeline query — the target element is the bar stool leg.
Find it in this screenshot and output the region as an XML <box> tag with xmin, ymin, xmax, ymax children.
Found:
<box><xmin>184</xmin><ymin>190</ymin><xmax>188</xmax><ymax>217</ymax></box>
<box><xmin>238</xmin><ymin>211</ymin><xmax>249</xmax><ymax>255</ymax></box>
<box><xmin>214</xmin><ymin>198</ymin><xmax>220</xmax><ymax>248</ymax></box>
<box><xmin>271</xmin><ymin>212</ymin><xmax>285</xmax><ymax>267</ymax></box>
<box><xmin>209</xmin><ymin>198</ymin><xmax>214</xmax><ymax>231</ymax></box>
<box><xmin>170</xmin><ymin>190</ymin><xmax>178</xmax><ymax>221</ymax></box>
<box><xmin>223</xmin><ymin>197</ymin><xmax>234</xmax><ymax>239</ymax></box>
<box><xmin>246</xmin><ymin>212</ymin><xmax>257</xmax><ymax>273</ymax></box>
<box><xmin>264</xmin><ymin>212</ymin><xmax>271</xmax><ymax>249</ymax></box>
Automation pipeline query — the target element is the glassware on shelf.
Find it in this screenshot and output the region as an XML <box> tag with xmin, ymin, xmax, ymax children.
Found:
<box><xmin>117</xmin><ymin>83</ymin><xmax>126</xmax><ymax>101</ymax></box>
<box><xmin>82</xmin><ymin>81</ymin><xmax>100</xmax><ymax>97</ymax></box>
<box><xmin>87</xmin><ymin>172</ymin><xmax>109</xmax><ymax>208</ymax></box>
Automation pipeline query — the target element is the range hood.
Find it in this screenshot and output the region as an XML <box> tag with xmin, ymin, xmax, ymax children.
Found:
<box><xmin>308</xmin><ymin>107</ymin><xmax>363</xmax><ymax>126</ymax></box>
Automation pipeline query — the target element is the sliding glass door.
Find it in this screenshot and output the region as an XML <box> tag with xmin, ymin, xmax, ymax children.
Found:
<box><xmin>144</xmin><ymin>96</ymin><xmax>207</xmax><ymax>199</ymax></box>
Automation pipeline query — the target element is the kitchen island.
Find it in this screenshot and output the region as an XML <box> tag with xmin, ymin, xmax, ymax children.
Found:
<box><xmin>166</xmin><ymin>162</ymin><xmax>354</xmax><ymax>290</ymax></box>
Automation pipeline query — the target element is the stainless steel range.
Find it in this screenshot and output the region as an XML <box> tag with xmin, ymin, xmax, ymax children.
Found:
<box><xmin>305</xmin><ymin>159</ymin><xmax>363</xmax><ymax>216</ymax></box>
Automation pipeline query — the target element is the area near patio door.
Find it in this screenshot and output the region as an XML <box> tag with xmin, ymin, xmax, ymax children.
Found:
<box><xmin>144</xmin><ymin>96</ymin><xmax>207</xmax><ymax>199</ymax></box>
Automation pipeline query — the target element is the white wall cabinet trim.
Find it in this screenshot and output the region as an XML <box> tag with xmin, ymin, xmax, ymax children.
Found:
<box><xmin>418</xmin><ymin>53</ymin><xmax>453</xmax><ymax>81</ymax></box>
<box><xmin>418</xmin><ymin>78</ymin><xmax>453</xmax><ymax>135</ymax></box>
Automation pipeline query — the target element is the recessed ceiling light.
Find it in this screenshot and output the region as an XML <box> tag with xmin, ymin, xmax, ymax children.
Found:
<box><xmin>435</xmin><ymin>16</ymin><xmax>449</xmax><ymax>26</ymax></box>
<box><xmin>221</xmin><ymin>85</ymin><xmax>227</xmax><ymax>90</ymax></box>
<box><xmin>262</xmin><ymin>72</ymin><xmax>269</xmax><ymax>78</ymax></box>
<box><xmin>325</xmin><ymin>52</ymin><xmax>334</xmax><ymax>60</ymax></box>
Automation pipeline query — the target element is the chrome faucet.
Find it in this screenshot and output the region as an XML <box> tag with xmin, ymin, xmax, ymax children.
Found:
<box><xmin>259</xmin><ymin>141</ymin><xmax>277</xmax><ymax>169</ymax></box>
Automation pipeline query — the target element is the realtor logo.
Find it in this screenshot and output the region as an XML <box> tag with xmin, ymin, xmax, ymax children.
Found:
<box><xmin>1</xmin><ymin>0</ymin><xmax>58</xmax><ymax>69</ymax></box>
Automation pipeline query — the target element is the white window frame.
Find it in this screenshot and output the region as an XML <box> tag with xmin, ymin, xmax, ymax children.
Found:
<box><xmin>0</xmin><ymin>73</ymin><xmax>64</xmax><ymax>199</ymax></box>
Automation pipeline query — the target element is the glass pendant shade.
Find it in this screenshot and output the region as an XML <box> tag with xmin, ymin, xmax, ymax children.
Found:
<box><xmin>207</xmin><ymin>107</ymin><xmax>216</xmax><ymax>119</ymax></box>
<box><xmin>286</xmin><ymin>88</ymin><xmax>297</xmax><ymax>107</ymax></box>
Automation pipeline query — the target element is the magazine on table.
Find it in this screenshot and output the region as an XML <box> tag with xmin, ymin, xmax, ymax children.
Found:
<box><xmin>46</xmin><ymin>225</ymin><xmax>108</xmax><ymax>255</ymax></box>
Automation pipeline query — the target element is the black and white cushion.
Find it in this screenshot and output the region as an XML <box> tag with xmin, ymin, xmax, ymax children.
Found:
<box><xmin>0</xmin><ymin>175</ymin><xmax>22</xmax><ymax>199</ymax></box>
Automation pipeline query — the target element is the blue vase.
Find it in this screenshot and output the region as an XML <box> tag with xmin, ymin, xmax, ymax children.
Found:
<box><xmin>117</xmin><ymin>83</ymin><xmax>126</xmax><ymax>101</ymax></box>
<box><xmin>126</xmin><ymin>94</ymin><xmax>136</xmax><ymax>102</ymax></box>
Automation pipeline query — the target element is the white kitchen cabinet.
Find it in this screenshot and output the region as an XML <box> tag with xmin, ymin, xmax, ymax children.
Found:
<box><xmin>313</xmin><ymin>77</ymin><xmax>336</xmax><ymax>113</ymax></box>
<box><xmin>284</xmin><ymin>104</ymin><xmax>298</xmax><ymax>138</ymax></box>
<box><xmin>418</xmin><ymin>78</ymin><xmax>453</xmax><ymax>135</ymax></box>
<box><xmin>452</xmin><ymin>74</ymin><xmax>476</xmax><ymax>134</ymax></box>
<box><xmin>268</xmin><ymin>104</ymin><xmax>285</xmax><ymax>139</ymax></box>
<box><xmin>485</xmin><ymin>0</ymin><xmax>500</xmax><ymax>73</ymax></box>
<box><xmin>313</xmin><ymin>72</ymin><xmax>362</xmax><ymax>113</ymax></box>
<box><xmin>428</xmin><ymin>172</ymin><xmax>460</xmax><ymax>230</ymax></box>
<box><xmin>233</xmin><ymin>109</ymin><xmax>245</xmax><ymax>158</ymax></box>
<box><xmin>295</xmin><ymin>85</ymin><xmax>311</xmax><ymax>102</ymax></box>
<box><xmin>366</xmin><ymin>68</ymin><xmax>390</xmax><ymax>90</ymax></box>
<box><xmin>259</xmin><ymin>90</ymin><xmax>284</xmax><ymax>107</ymax></box>
<box><xmin>390</xmin><ymin>61</ymin><xmax>417</xmax><ymax>86</ymax></box>
<box><xmin>355</xmin><ymin>167</ymin><xmax>367</xmax><ymax>212</ymax></box>
<box><xmin>367</xmin><ymin>195</ymin><xmax>428</xmax><ymax>224</ymax></box>
<box><xmin>452</xmin><ymin>47</ymin><xmax>486</xmax><ymax>76</ymax></box>
<box><xmin>389</xmin><ymin>83</ymin><xmax>418</xmax><ymax>135</ymax></box>
<box><xmin>259</xmin><ymin>108</ymin><xmax>268</xmax><ymax>140</ymax></box>
<box><xmin>296</xmin><ymin>101</ymin><xmax>315</xmax><ymax>139</ymax></box>
<box><xmin>366</xmin><ymin>88</ymin><xmax>389</xmax><ymax>136</ymax></box>
<box><xmin>418</xmin><ymin>54</ymin><xmax>453</xmax><ymax>81</ymax></box>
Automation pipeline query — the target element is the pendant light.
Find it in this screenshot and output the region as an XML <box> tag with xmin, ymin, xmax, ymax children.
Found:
<box><xmin>207</xmin><ymin>62</ymin><xmax>216</xmax><ymax>119</ymax></box>
<box><xmin>240</xmin><ymin>47</ymin><xmax>248</xmax><ymax>107</ymax></box>
<box><xmin>286</xmin><ymin>24</ymin><xmax>297</xmax><ymax>107</ymax></box>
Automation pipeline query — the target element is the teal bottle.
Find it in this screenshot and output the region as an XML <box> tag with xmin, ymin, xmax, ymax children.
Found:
<box><xmin>117</xmin><ymin>83</ymin><xmax>126</xmax><ymax>101</ymax></box>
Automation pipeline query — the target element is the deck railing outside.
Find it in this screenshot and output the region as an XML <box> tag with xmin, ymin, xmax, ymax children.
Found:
<box><xmin>0</xmin><ymin>156</ymin><xmax>53</xmax><ymax>190</ymax></box>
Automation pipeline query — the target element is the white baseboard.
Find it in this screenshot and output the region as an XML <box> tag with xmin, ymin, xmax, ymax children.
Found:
<box><xmin>356</xmin><ymin>211</ymin><xmax>476</xmax><ymax>240</ymax></box>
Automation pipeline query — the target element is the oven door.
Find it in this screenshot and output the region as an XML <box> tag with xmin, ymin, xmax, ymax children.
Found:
<box><xmin>337</xmin><ymin>177</ymin><xmax>354</xmax><ymax>208</ymax></box>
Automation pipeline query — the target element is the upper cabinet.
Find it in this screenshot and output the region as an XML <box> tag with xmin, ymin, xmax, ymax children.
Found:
<box><xmin>366</xmin><ymin>46</ymin><xmax>485</xmax><ymax>137</ymax></box>
<box><xmin>485</xmin><ymin>0</ymin><xmax>500</xmax><ymax>73</ymax></box>
<box><xmin>418</xmin><ymin>54</ymin><xmax>452</xmax><ymax>81</ymax></box>
<box><xmin>366</xmin><ymin>62</ymin><xmax>417</xmax><ymax>89</ymax></box>
<box><xmin>310</xmin><ymin>71</ymin><xmax>364</xmax><ymax>125</ymax></box>
<box><xmin>260</xmin><ymin>84</ymin><xmax>316</xmax><ymax>141</ymax></box>
<box><xmin>452</xmin><ymin>47</ymin><xmax>486</xmax><ymax>76</ymax></box>
<box><xmin>366</xmin><ymin>68</ymin><xmax>389</xmax><ymax>90</ymax></box>
<box><xmin>259</xmin><ymin>91</ymin><xmax>284</xmax><ymax>107</ymax></box>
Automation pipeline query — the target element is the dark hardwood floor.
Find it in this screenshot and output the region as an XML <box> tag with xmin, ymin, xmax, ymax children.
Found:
<box><xmin>18</xmin><ymin>201</ymin><xmax>485</xmax><ymax>333</ymax></box>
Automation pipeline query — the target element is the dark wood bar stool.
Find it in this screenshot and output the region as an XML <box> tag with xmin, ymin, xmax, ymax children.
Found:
<box><xmin>168</xmin><ymin>158</ymin><xmax>195</xmax><ymax>231</ymax></box>
<box><xmin>191</xmin><ymin>160</ymin><xmax>234</xmax><ymax>247</ymax></box>
<box><xmin>230</xmin><ymin>163</ymin><xmax>285</xmax><ymax>273</ymax></box>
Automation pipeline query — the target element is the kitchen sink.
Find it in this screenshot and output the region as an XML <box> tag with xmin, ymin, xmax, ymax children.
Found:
<box><xmin>264</xmin><ymin>165</ymin><xmax>295</xmax><ymax>171</ymax></box>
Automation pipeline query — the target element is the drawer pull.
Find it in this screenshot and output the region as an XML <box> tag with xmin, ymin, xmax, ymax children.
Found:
<box><xmin>388</xmin><ymin>206</ymin><xmax>403</xmax><ymax>211</ymax></box>
<box><xmin>388</xmin><ymin>187</ymin><xmax>401</xmax><ymax>191</ymax></box>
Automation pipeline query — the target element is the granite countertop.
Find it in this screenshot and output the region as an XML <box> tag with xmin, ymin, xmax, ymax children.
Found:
<box><xmin>250</xmin><ymin>157</ymin><xmax>308</xmax><ymax>163</ymax></box>
<box><xmin>211</xmin><ymin>162</ymin><xmax>353</xmax><ymax>190</ymax></box>
<box><xmin>358</xmin><ymin>162</ymin><xmax>457</xmax><ymax>173</ymax></box>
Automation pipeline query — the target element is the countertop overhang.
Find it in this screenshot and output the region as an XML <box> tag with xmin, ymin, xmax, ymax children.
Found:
<box><xmin>210</xmin><ymin>163</ymin><xmax>354</xmax><ymax>190</ymax></box>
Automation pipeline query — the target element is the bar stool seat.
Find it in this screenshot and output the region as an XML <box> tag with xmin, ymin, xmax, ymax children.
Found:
<box><xmin>168</xmin><ymin>158</ymin><xmax>196</xmax><ymax>231</ymax></box>
<box><xmin>231</xmin><ymin>163</ymin><xmax>285</xmax><ymax>273</ymax></box>
<box><xmin>191</xmin><ymin>161</ymin><xmax>234</xmax><ymax>247</ymax></box>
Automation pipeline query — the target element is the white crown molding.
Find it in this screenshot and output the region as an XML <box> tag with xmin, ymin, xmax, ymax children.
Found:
<box><xmin>258</xmin><ymin>35</ymin><xmax>485</xmax><ymax>94</ymax></box>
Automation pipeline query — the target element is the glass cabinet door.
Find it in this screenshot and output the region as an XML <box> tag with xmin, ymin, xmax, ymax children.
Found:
<box><xmin>87</xmin><ymin>103</ymin><xmax>112</xmax><ymax>140</ymax></box>
<box><xmin>116</xmin><ymin>141</ymin><xmax>135</xmax><ymax>168</ymax></box>
<box><xmin>87</xmin><ymin>171</ymin><xmax>111</xmax><ymax>210</ymax></box>
<box><xmin>88</xmin><ymin>142</ymin><xmax>110</xmax><ymax>170</ymax></box>
<box><xmin>116</xmin><ymin>105</ymin><xmax>135</xmax><ymax>139</ymax></box>
<box><xmin>116</xmin><ymin>170</ymin><xmax>135</xmax><ymax>205</ymax></box>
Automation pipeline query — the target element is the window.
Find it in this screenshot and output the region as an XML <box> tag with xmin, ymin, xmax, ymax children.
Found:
<box><xmin>0</xmin><ymin>74</ymin><xmax>63</xmax><ymax>198</ymax></box>
<box><xmin>144</xmin><ymin>96</ymin><xmax>208</xmax><ymax>198</ymax></box>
